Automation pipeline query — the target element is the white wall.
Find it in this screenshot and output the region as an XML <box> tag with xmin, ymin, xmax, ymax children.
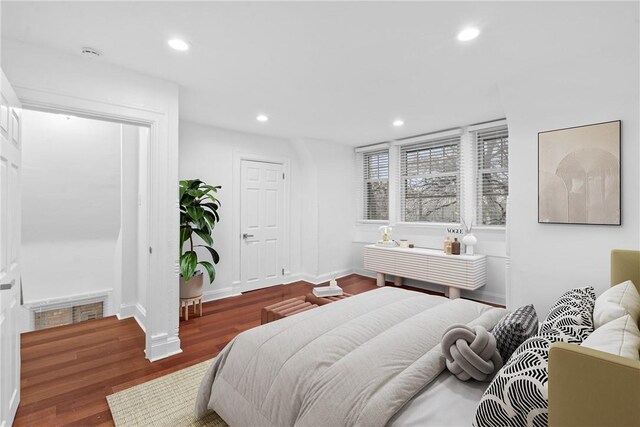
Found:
<box><xmin>178</xmin><ymin>122</ymin><xmax>358</xmax><ymax>297</ymax></box>
<box><xmin>3</xmin><ymin>39</ymin><xmax>181</xmax><ymax>360</ymax></box>
<box><xmin>301</xmin><ymin>138</ymin><xmax>356</xmax><ymax>278</ymax></box>
<box><xmin>503</xmin><ymin>42</ymin><xmax>639</xmax><ymax>315</ymax></box>
<box><xmin>113</xmin><ymin>124</ymin><xmax>148</xmax><ymax>328</ymax></box>
<box><xmin>179</xmin><ymin>121</ymin><xmax>303</xmax><ymax>299</ymax></box>
<box><xmin>21</xmin><ymin>110</ymin><xmax>121</xmax><ymax>303</ymax></box>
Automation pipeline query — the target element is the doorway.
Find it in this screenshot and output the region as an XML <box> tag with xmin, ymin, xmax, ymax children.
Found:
<box><xmin>239</xmin><ymin>159</ymin><xmax>287</xmax><ymax>292</ymax></box>
<box><xmin>19</xmin><ymin>109</ymin><xmax>150</xmax><ymax>334</ymax></box>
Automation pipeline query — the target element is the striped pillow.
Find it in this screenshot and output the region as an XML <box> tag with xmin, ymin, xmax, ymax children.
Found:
<box><xmin>539</xmin><ymin>287</ymin><xmax>596</xmax><ymax>341</ymax></box>
<box><xmin>473</xmin><ymin>288</ymin><xmax>596</xmax><ymax>427</ymax></box>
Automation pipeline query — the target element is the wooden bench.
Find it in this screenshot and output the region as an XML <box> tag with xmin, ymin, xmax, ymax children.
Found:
<box><xmin>261</xmin><ymin>296</ymin><xmax>318</xmax><ymax>324</ymax></box>
<box><xmin>261</xmin><ymin>293</ymin><xmax>353</xmax><ymax>324</ymax></box>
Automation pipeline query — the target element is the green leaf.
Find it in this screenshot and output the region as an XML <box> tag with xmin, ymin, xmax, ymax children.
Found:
<box><xmin>193</xmin><ymin>228</ymin><xmax>213</xmax><ymax>246</ymax></box>
<box><xmin>198</xmin><ymin>261</ymin><xmax>216</xmax><ymax>284</ymax></box>
<box><xmin>180</xmin><ymin>251</ymin><xmax>197</xmax><ymax>279</ymax></box>
<box><xmin>202</xmin><ymin>211</ymin><xmax>217</xmax><ymax>229</ymax></box>
<box><xmin>206</xmin><ymin>193</ymin><xmax>221</xmax><ymax>206</ymax></box>
<box><xmin>180</xmin><ymin>226</ymin><xmax>191</xmax><ymax>247</ymax></box>
<box><xmin>202</xmin><ymin>202</ymin><xmax>219</xmax><ymax>213</ymax></box>
<box><xmin>196</xmin><ymin>217</ymin><xmax>208</xmax><ymax>231</ymax></box>
<box><xmin>180</xmin><ymin>193</ymin><xmax>196</xmax><ymax>206</ymax></box>
<box><xmin>197</xmin><ymin>245</ymin><xmax>220</xmax><ymax>264</ymax></box>
<box><xmin>188</xmin><ymin>179</ymin><xmax>203</xmax><ymax>189</ymax></box>
<box><xmin>187</xmin><ymin>206</ymin><xmax>204</xmax><ymax>220</ymax></box>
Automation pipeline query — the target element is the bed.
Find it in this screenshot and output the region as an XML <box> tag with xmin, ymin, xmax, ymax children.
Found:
<box><xmin>195</xmin><ymin>287</ymin><xmax>505</xmax><ymax>426</ymax></box>
<box><xmin>195</xmin><ymin>249</ymin><xmax>640</xmax><ymax>427</ymax></box>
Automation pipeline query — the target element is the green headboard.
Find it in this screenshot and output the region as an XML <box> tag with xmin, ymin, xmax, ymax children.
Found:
<box><xmin>611</xmin><ymin>249</ymin><xmax>640</xmax><ymax>293</ymax></box>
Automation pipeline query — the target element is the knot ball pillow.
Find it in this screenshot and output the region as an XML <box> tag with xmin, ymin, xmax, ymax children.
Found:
<box><xmin>441</xmin><ymin>324</ymin><xmax>503</xmax><ymax>381</ymax></box>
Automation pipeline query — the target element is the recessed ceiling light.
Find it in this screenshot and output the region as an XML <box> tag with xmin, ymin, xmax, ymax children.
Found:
<box><xmin>393</xmin><ymin>119</ymin><xmax>405</xmax><ymax>127</ymax></box>
<box><xmin>457</xmin><ymin>27</ymin><xmax>480</xmax><ymax>42</ymax></box>
<box><xmin>168</xmin><ymin>38</ymin><xmax>190</xmax><ymax>51</ymax></box>
<box><xmin>256</xmin><ymin>114</ymin><xmax>269</xmax><ymax>122</ymax></box>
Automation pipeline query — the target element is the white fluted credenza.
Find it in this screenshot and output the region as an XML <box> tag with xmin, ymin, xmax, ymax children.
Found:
<box><xmin>363</xmin><ymin>244</ymin><xmax>487</xmax><ymax>299</ymax></box>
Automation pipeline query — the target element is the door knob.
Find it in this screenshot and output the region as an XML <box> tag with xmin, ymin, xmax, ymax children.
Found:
<box><xmin>0</xmin><ymin>279</ymin><xmax>15</xmax><ymax>291</ymax></box>
<box><xmin>242</xmin><ymin>233</ymin><xmax>254</xmax><ymax>239</ymax></box>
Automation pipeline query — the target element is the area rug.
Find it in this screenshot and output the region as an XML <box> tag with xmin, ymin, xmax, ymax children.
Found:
<box><xmin>106</xmin><ymin>360</ymin><xmax>228</xmax><ymax>427</ymax></box>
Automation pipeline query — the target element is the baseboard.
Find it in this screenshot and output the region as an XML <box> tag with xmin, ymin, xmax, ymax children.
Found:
<box><xmin>145</xmin><ymin>333</ymin><xmax>182</xmax><ymax>362</ymax></box>
<box><xmin>202</xmin><ymin>286</ymin><xmax>241</xmax><ymax>303</ymax></box>
<box><xmin>117</xmin><ymin>303</ymin><xmax>136</xmax><ymax>320</ymax></box>
<box><xmin>289</xmin><ymin>269</ymin><xmax>354</xmax><ymax>286</ymax></box>
<box><xmin>116</xmin><ymin>302</ymin><xmax>147</xmax><ymax>333</ymax></box>
<box><xmin>134</xmin><ymin>303</ymin><xmax>147</xmax><ymax>333</ymax></box>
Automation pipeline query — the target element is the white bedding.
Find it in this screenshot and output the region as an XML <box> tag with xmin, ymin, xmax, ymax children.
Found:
<box><xmin>195</xmin><ymin>287</ymin><xmax>505</xmax><ymax>427</ymax></box>
<box><xmin>389</xmin><ymin>371</ymin><xmax>489</xmax><ymax>426</ymax></box>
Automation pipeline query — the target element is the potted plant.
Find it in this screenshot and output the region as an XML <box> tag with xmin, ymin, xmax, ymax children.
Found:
<box><xmin>179</xmin><ymin>179</ymin><xmax>221</xmax><ymax>299</ymax></box>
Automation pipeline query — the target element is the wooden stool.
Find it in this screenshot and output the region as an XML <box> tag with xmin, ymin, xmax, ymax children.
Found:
<box><xmin>180</xmin><ymin>295</ymin><xmax>203</xmax><ymax>321</ymax></box>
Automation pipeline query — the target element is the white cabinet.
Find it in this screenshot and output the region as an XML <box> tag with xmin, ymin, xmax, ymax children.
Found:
<box><xmin>363</xmin><ymin>244</ymin><xmax>486</xmax><ymax>299</ymax></box>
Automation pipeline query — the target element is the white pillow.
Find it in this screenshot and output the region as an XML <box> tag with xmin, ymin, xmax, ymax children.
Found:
<box><xmin>581</xmin><ymin>314</ymin><xmax>640</xmax><ymax>360</ymax></box>
<box><xmin>593</xmin><ymin>280</ymin><xmax>640</xmax><ymax>329</ymax></box>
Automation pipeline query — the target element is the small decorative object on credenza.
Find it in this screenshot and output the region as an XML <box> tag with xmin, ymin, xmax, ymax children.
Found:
<box><xmin>399</xmin><ymin>239</ymin><xmax>410</xmax><ymax>248</ymax></box>
<box><xmin>376</xmin><ymin>225</ymin><xmax>396</xmax><ymax>247</ymax></box>
<box><xmin>444</xmin><ymin>236</ymin><xmax>453</xmax><ymax>255</ymax></box>
<box><xmin>463</xmin><ymin>233</ymin><xmax>477</xmax><ymax>255</ymax></box>
<box><xmin>451</xmin><ymin>238</ymin><xmax>461</xmax><ymax>255</ymax></box>
<box><xmin>461</xmin><ymin>216</ymin><xmax>477</xmax><ymax>255</ymax></box>
<box><xmin>313</xmin><ymin>274</ymin><xmax>344</xmax><ymax>297</ymax></box>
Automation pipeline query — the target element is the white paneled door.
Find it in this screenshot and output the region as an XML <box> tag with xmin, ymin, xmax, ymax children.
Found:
<box><xmin>240</xmin><ymin>160</ymin><xmax>285</xmax><ymax>292</ymax></box>
<box><xmin>0</xmin><ymin>70</ymin><xmax>22</xmax><ymax>426</ymax></box>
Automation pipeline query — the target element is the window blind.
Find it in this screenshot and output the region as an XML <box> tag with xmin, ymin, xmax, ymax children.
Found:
<box><xmin>362</xmin><ymin>150</ymin><xmax>389</xmax><ymax>220</ymax></box>
<box><xmin>400</xmin><ymin>135</ymin><xmax>460</xmax><ymax>223</ymax></box>
<box><xmin>476</xmin><ymin>125</ymin><xmax>509</xmax><ymax>225</ymax></box>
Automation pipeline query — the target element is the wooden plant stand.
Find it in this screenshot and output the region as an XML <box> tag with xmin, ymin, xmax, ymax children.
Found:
<box><xmin>180</xmin><ymin>295</ymin><xmax>203</xmax><ymax>321</ymax></box>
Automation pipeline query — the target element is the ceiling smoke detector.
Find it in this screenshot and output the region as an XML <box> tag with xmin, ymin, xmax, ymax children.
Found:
<box><xmin>80</xmin><ymin>47</ymin><xmax>102</xmax><ymax>58</ymax></box>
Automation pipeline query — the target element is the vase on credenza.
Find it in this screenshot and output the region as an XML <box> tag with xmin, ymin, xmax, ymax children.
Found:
<box><xmin>462</xmin><ymin>233</ymin><xmax>477</xmax><ymax>255</ymax></box>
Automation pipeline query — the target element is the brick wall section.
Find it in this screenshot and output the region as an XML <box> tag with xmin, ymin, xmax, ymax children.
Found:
<box><xmin>34</xmin><ymin>302</ymin><xmax>104</xmax><ymax>330</ymax></box>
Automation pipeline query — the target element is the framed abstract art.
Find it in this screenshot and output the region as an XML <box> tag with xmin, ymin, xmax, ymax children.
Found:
<box><xmin>538</xmin><ymin>120</ymin><xmax>621</xmax><ymax>225</ymax></box>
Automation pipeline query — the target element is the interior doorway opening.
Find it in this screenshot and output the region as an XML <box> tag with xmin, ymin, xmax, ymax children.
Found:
<box><xmin>19</xmin><ymin>109</ymin><xmax>150</xmax><ymax>334</ymax></box>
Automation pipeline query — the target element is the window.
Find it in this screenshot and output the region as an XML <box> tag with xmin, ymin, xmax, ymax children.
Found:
<box><xmin>476</xmin><ymin>126</ymin><xmax>509</xmax><ymax>225</ymax></box>
<box><xmin>362</xmin><ymin>150</ymin><xmax>389</xmax><ymax>220</ymax></box>
<box><xmin>400</xmin><ymin>135</ymin><xmax>460</xmax><ymax>223</ymax></box>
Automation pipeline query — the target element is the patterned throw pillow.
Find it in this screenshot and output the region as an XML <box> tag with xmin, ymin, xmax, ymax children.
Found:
<box><xmin>473</xmin><ymin>288</ymin><xmax>596</xmax><ymax>427</ymax></box>
<box><xmin>491</xmin><ymin>304</ymin><xmax>538</xmax><ymax>362</ymax></box>
<box><xmin>539</xmin><ymin>287</ymin><xmax>596</xmax><ymax>341</ymax></box>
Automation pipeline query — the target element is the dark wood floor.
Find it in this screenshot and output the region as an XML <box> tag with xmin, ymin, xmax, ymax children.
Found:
<box><xmin>14</xmin><ymin>274</ymin><xmax>495</xmax><ymax>426</ymax></box>
<box><xmin>14</xmin><ymin>275</ymin><xmax>384</xmax><ymax>426</ymax></box>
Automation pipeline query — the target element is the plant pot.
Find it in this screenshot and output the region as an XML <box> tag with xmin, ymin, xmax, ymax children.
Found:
<box><xmin>180</xmin><ymin>272</ymin><xmax>204</xmax><ymax>299</ymax></box>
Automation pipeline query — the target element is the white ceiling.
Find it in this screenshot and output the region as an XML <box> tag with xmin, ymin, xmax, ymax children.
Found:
<box><xmin>2</xmin><ymin>1</ymin><xmax>637</xmax><ymax>145</ymax></box>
